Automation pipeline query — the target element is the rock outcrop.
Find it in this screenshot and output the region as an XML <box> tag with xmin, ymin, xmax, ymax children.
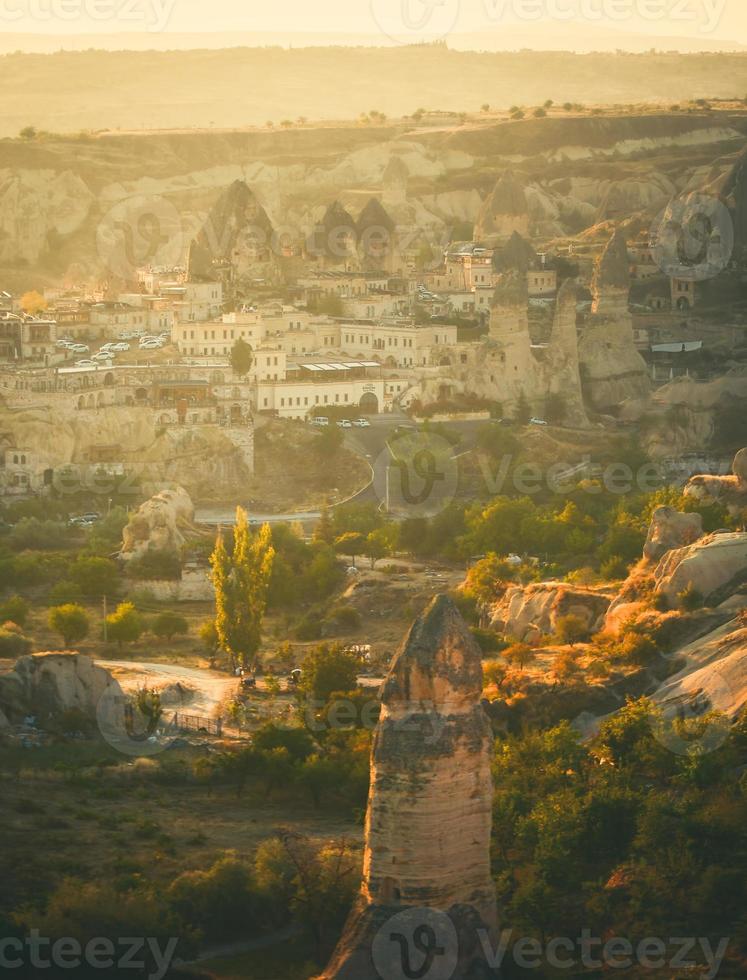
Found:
<box><xmin>318</xmin><ymin>595</ymin><xmax>497</xmax><ymax>979</ymax></box>
<box><xmin>475</xmin><ymin>170</ymin><xmax>530</xmax><ymax>242</ymax></box>
<box><xmin>0</xmin><ymin>653</ymin><xmax>116</xmax><ymax>725</ymax></box>
<box><xmin>120</xmin><ymin>485</ymin><xmax>195</xmax><ymax>561</ymax></box>
<box><xmin>489</xmin><ymin>582</ymin><xmax>613</xmax><ymax>642</ymax></box>
<box><xmin>188</xmin><ymin>179</ymin><xmax>275</xmax><ymax>281</ymax></box>
<box><xmin>653</xmin><ymin>531</ymin><xmax>747</xmax><ymax>605</ymax></box>
<box><xmin>578</xmin><ymin>229</ymin><xmax>651</xmax><ymax>410</ymax></box>
<box><xmin>685</xmin><ymin>447</ymin><xmax>747</xmax><ymax>517</ymax></box>
<box><xmin>643</xmin><ymin>506</ymin><xmax>703</xmax><ymax>562</ymax></box>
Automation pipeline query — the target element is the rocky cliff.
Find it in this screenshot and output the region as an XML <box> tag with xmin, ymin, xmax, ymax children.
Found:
<box><xmin>489</xmin><ymin>582</ymin><xmax>613</xmax><ymax>642</ymax></box>
<box><xmin>0</xmin><ymin>652</ymin><xmax>116</xmax><ymax>725</ymax></box>
<box><xmin>318</xmin><ymin>595</ymin><xmax>497</xmax><ymax>980</ymax></box>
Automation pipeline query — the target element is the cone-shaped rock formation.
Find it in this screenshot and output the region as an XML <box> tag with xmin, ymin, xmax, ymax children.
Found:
<box><xmin>318</xmin><ymin>595</ymin><xmax>498</xmax><ymax>979</ymax></box>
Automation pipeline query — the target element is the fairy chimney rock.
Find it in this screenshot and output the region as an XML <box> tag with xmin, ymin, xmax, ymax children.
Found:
<box><xmin>318</xmin><ymin>595</ymin><xmax>498</xmax><ymax>980</ymax></box>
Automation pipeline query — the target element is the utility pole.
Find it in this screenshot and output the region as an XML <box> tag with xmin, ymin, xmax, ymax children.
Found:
<box><xmin>102</xmin><ymin>595</ymin><xmax>108</xmax><ymax>643</ymax></box>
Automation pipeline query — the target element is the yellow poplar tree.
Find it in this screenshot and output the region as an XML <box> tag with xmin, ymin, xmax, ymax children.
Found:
<box><xmin>210</xmin><ymin>507</ymin><xmax>275</xmax><ymax>669</ymax></box>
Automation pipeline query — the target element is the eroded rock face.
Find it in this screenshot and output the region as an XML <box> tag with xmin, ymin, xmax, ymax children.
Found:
<box><xmin>318</xmin><ymin>595</ymin><xmax>497</xmax><ymax>980</ymax></box>
<box><xmin>654</xmin><ymin>531</ymin><xmax>747</xmax><ymax>605</ymax></box>
<box><xmin>120</xmin><ymin>486</ymin><xmax>194</xmax><ymax>561</ymax></box>
<box><xmin>685</xmin><ymin>447</ymin><xmax>747</xmax><ymax>516</ymax></box>
<box><xmin>489</xmin><ymin>582</ymin><xmax>612</xmax><ymax>642</ymax></box>
<box><xmin>643</xmin><ymin>506</ymin><xmax>703</xmax><ymax>562</ymax></box>
<box><xmin>0</xmin><ymin>653</ymin><xmax>116</xmax><ymax>725</ymax></box>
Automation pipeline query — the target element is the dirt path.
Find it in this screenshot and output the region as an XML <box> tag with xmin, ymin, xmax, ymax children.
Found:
<box><xmin>97</xmin><ymin>660</ymin><xmax>239</xmax><ymax>716</ymax></box>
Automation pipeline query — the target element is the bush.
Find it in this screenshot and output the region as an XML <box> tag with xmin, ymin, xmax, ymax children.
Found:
<box><xmin>49</xmin><ymin>604</ymin><xmax>90</xmax><ymax>648</ymax></box>
<box><xmin>126</xmin><ymin>548</ymin><xmax>182</xmax><ymax>581</ymax></box>
<box><xmin>325</xmin><ymin>605</ymin><xmax>362</xmax><ymax>634</ymax></box>
<box><xmin>70</xmin><ymin>556</ymin><xmax>120</xmax><ymax>598</ymax></box>
<box><xmin>151</xmin><ymin>611</ymin><xmax>189</xmax><ymax>640</ymax></box>
<box><xmin>555</xmin><ymin>614</ymin><xmax>591</xmax><ymax>646</ymax></box>
<box><xmin>9</xmin><ymin>518</ymin><xmax>71</xmax><ymax>551</ymax></box>
<box><xmin>600</xmin><ymin>556</ymin><xmax>629</xmax><ymax>581</ymax></box>
<box><xmin>678</xmin><ymin>585</ymin><xmax>704</xmax><ymax>612</ymax></box>
<box><xmin>169</xmin><ymin>853</ymin><xmax>261</xmax><ymax>943</ymax></box>
<box><xmin>48</xmin><ymin>580</ymin><xmax>84</xmax><ymax>606</ymax></box>
<box><xmin>105</xmin><ymin>601</ymin><xmax>144</xmax><ymax>649</ymax></box>
<box><xmin>470</xmin><ymin>627</ymin><xmax>506</xmax><ymax>653</ymax></box>
<box><xmin>0</xmin><ymin>627</ymin><xmax>32</xmax><ymax>659</ymax></box>
<box><xmin>0</xmin><ymin>595</ymin><xmax>29</xmax><ymax>627</ymax></box>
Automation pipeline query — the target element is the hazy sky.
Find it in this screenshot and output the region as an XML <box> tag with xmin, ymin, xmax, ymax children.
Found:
<box><xmin>2</xmin><ymin>0</ymin><xmax>746</xmax><ymax>46</ymax></box>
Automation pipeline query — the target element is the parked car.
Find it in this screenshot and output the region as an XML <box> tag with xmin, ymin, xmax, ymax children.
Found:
<box><xmin>310</xmin><ymin>417</ymin><xmax>329</xmax><ymax>427</ymax></box>
<box><xmin>112</xmin><ymin>342</ymin><xmax>130</xmax><ymax>351</ymax></box>
<box><xmin>56</xmin><ymin>339</ymin><xmax>73</xmax><ymax>349</ymax></box>
<box><xmin>93</xmin><ymin>351</ymin><xmax>114</xmax><ymax>361</ymax></box>
<box><xmin>529</xmin><ymin>417</ymin><xmax>548</xmax><ymax>426</ymax></box>
<box><xmin>70</xmin><ymin>344</ymin><xmax>90</xmax><ymax>354</ymax></box>
<box><xmin>353</xmin><ymin>418</ymin><xmax>371</xmax><ymax>427</ymax></box>
<box><xmin>337</xmin><ymin>419</ymin><xmax>353</xmax><ymax>428</ymax></box>
<box><xmin>139</xmin><ymin>340</ymin><xmax>162</xmax><ymax>350</ymax></box>
<box><xmin>74</xmin><ymin>359</ymin><xmax>95</xmax><ymax>367</ymax></box>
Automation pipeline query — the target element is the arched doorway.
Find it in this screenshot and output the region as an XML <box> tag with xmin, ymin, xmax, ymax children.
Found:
<box><xmin>134</xmin><ymin>387</ymin><xmax>148</xmax><ymax>404</ymax></box>
<box><xmin>230</xmin><ymin>404</ymin><xmax>243</xmax><ymax>424</ymax></box>
<box><xmin>104</xmin><ymin>372</ymin><xmax>115</xmax><ymax>386</ymax></box>
<box><xmin>359</xmin><ymin>392</ymin><xmax>379</xmax><ymax>415</ymax></box>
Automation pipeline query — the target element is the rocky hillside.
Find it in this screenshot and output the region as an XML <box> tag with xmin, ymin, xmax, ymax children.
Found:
<box><xmin>3</xmin><ymin>109</ymin><xmax>746</xmax><ymax>281</ymax></box>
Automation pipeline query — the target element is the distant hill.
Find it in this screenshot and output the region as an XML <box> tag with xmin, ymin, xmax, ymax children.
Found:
<box><xmin>2</xmin><ymin>46</ymin><xmax>747</xmax><ymax>138</ymax></box>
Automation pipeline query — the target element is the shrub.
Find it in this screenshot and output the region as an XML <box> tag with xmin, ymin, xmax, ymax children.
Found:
<box><xmin>600</xmin><ymin>556</ymin><xmax>629</xmax><ymax>581</ymax></box>
<box><xmin>0</xmin><ymin>595</ymin><xmax>29</xmax><ymax>627</ymax></box>
<box><xmin>503</xmin><ymin>642</ymin><xmax>536</xmax><ymax>671</ymax></box>
<box><xmin>70</xmin><ymin>556</ymin><xmax>120</xmax><ymax>598</ymax></box>
<box><xmin>471</xmin><ymin>628</ymin><xmax>506</xmax><ymax>653</ymax></box>
<box><xmin>48</xmin><ymin>580</ymin><xmax>84</xmax><ymax>606</ymax></box>
<box><xmin>48</xmin><ymin>604</ymin><xmax>90</xmax><ymax>648</ymax></box>
<box><xmin>105</xmin><ymin>601</ymin><xmax>144</xmax><ymax>649</ymax></box>
<box><xmin>9</xmin><ymin>518</ymin><xmax>71</xmax><ymax>551</ymax></box>
<box><xmin>678</xmin><ymin>585</ymin><xmax>704</xmax><ymax>612</ymax></box>
<box><xmin>151</xmin><ymin>611</ymin><xmax>189</xmax><ymax>641</ymax></box>
<box><xmin>325</xmin><ymin>605</ymin><xmax>362</xmax><ymax>634</ymax></box>
<box><xmin>0</xmin><ymin>628</ymin><xmax>32</xmax><ymax>659</ymax></box>
<box><xmin>555</xmin><ymin>614</ymin><xmax>591</xmax><ymax>646</ymax></box>
<box><xmin>126</xmin><ymin>548</ymin><xmax>181</xmax><ymax>581</ymax></box>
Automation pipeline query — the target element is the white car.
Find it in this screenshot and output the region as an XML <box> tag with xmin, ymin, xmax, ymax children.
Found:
<box><xmin>92</xmin><ymin>351</ymin><xmax>114</xmax><ymax>362</ymax></box>
<box><xmin>337</xmin><ymin>419</ymin><xmax>353</xmax><ymax>429</ymax></box>
<box><xmin>311</xmin><ymin>416</ymin><xmax>329</xmax><ymax>427</ymax></box>
<box><xmin>139</xmin><ymin>340</ymin><xmax>162</xmax><ymax>350</ymax></box>
<box><xmin>56</xmin><ymin>339</ymin><xmax>73</xmax><ymax>349</ymax></box>
<box><xmin>353</xmin><ymin>418</ymin><xmax>371</xmax><ymax>428</ymax></box>
<box><xmin>529</xmin><ymin>417</ymin><xmax>548</xmax><ymax>426</ymax></box>
<box><xmin>70</xmin><ymin>344</ymin><xmax>89</xmax><ymax>354</ymax></box>
<box><xmin>112</xmin><ymin>342</ymin><xmax>130</xmax><ymax>352</ymax></box>
<box><xmin>75</xmin><ymin>359</ymin><xmax>96</xmax><ymax>367</ymax></box>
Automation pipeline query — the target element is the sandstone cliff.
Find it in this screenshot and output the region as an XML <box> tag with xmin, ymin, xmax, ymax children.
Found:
<box><xmin>120</xmin><ymin>485</ymin><xmax>196</xmax><ymax>561</ymax></box>
<box><xmin>318</xmin><ymin>595</ymin><xmax>497</xmax><ymax>980</ymax></box>
<box><xmin>489</xmin><ymin>582</ymin><xmax>613</xmax><ymax>642</ymax></box>
<box><xmin>0</xmin><ymin>652</ymin><xmax>116</xmax><ymax>726</ymax></box>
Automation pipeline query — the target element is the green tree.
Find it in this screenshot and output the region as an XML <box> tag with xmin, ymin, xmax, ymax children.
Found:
<box><xmin>210</xmin><ymin>509</ymin><xmax>275</xmax><ymax>669</ymax></box>
<box><xmin>503</xmin><ymin>642</ymin><xmax>535</xmax><ymax>672</ymax></box>
<box><xmin>106</xmin><ymin>601</ymin><xmax>144</xmax><ymax>650</ymax></box>
<box><xmin>199</xmin><ymin>619</ymin><xmax>220</xmax><ymax>656</ymax></box>
<box><xmin>49</xmin><ymin>604</ymin><xmax>90</xmax><ymax>648</ymax></box>
<box><xmin>334</xmin><ymin>532</ymin><xmax>366</xmax><ymax>567</ymax></box>
<box><xmin>300</xmin><ymin>645</ymin><xmax>361</xmax><ymax>703</ymax></box>
<box><xmin>314</xmin><ymin>424</ymin><xmax>344</xmax><ymax>458</ymax></box>
<box><xmin>229</xmin><ymin>338</ymin><xmax>253</xmax><ymax>377</ymax></box>
<box><xmin>554</xmin><ymin>614</ymin><xmax>590</xmax><ymax>646</ymax></box>
<box><xmin>151</xmin><ymin>611</ymin><xmax>189</xmax><ymax>641</ymax></box>
<box><xmin>465</xmin><ymin>553</ymin><xmax>516</xmax><ymax>605</ymax></box>
<box><xmin>70</xmin><ymin>556</ymin><xmax>120</xmax><ymax>598</ymax></box>
<box><xmin>364</xmin><ymin>528</ymin><xmax>392</xmax><ymax>568</ymax></box>
<box><xmin>0</xmin><ymin>595</ymin><xmax>29</xmax><ymax>627</ymax></box>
